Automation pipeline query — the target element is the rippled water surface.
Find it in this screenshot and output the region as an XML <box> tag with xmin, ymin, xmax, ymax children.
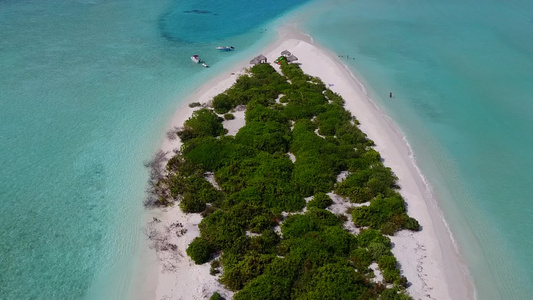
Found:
<box><xmin>303</xmin><ymin>0</ymin><xmax>533</xmax><ymax>298</ymax></box>
<box><xmin>0</xmin><ymin>0</ymin><xmax>308</xmax><ymax>298</ymax></box>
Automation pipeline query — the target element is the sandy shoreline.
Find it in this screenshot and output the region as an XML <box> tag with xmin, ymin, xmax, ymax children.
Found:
<box><xmin>145</xmin><ymin>25</ymin><xmax>474</xmax><ymax>300</ymax></box>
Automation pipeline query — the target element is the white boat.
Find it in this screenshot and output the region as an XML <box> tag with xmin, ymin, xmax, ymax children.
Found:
<box><xmin>216</xmin><ymin>46</ymin><xmax>234</xmax><ymax>51</ymax></box>
<box><xmin>191</xmin><ymin>55</ymin><xmax>208</xmax><ymax>67</ymax></box>
<box><xmin>191</xmin><ymin>55</ymin><xmax>201</xmax><ymax>63</ymax></box>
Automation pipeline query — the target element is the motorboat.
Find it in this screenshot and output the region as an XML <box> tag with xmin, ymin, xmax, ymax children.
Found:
<box><xmin>191</xmin><ymin>55</ymin><xmax>201</xmax><ymax>63</ymax></box>
<box><xmin>191</xmin><ymin>55</ymin><xmax>209</xmax><ymax>67</ymax></box>
<box><xmin>216</xmin><ymin>46</ymin><xmax>234</xmax><ymax>51</ymax></box>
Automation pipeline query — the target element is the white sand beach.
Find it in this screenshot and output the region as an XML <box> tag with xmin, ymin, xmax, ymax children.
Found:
<box><xmin>146</xmin><ymin>26</ymin><xmax>474</xmax><ymax>300</ymax></box>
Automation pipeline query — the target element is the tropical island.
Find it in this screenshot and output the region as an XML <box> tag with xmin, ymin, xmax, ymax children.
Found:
<box><xmin>146</xmin><ymin>51</ymin><xmax>421</xmax><ymax>299</ymax></box>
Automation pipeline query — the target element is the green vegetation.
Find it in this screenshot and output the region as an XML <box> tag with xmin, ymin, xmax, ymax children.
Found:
<box><xmin>187</xmin><ymin>237</ymin><xmax>213</xmax><ymax>264</ymax></box>
<box><xmin>177</xmin><ymin>108</ymin><xmax>227</xmax><ymax>143</ymax></box>
<box><xmin>210</xmin><ymin>259</ymin><xmax>221</xmax><ymax>275</ymax></box>
<box><xmin>213</xmin><ymin>94</ymin><xmax>234</xmax><ymax>114</ymax></box>
<box><xmin>189</xmin><ymin>101</ymin><xmax>202</xmax><ymax>108</ymax></box>
<box><xmin>156</xmin><ymin>62</ymin><xmax>419</xmax><ymax>299</ymax></box>
<box><xmin>223</xmin><ymin>113</ymin><xmax>235</xmax><ymax>120</ymax></box>
<box><xmin>306</xmin><ymin>193</ymin><xmax>333</xmax><ymax>209</ymax></box>
<box><xmin>351</xmin><ymin>194</ymin><xmax>420</xmax><ymax>235</ymax></box>
<box><xmin>210</xmin><ymin>292</ymin><xmax>224</xmax><ymax>300</ymax></box>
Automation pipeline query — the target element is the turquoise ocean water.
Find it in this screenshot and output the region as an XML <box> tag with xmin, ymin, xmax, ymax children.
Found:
<box><xmin>302</xmin><ymin>0</ymin><xmax>533</xmax><ymax>299</ymax></box>
<box><xmin>1</xmin><ymin>0</ymin><xmax>532</xmax><ymax>299</ymax></box>
<box><xmin>0</xmin><ymin>0</ymin><xmax>307</xmax><ymax>298</ymax></box>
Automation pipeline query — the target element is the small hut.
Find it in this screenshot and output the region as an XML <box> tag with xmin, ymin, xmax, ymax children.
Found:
<box><xmin>250</xmin><ymin>54</ymin><xmax>267</xmax><ymax>65</ymax></box>
<box><xmin>281</xmin><ymin>50</ymin><xmax>292</xmax><ymax>57</ymax></box>
<box><xmin>286</xmin><ymin>55</ymin><xmax>298</xmax><ymax>63</ymax></box>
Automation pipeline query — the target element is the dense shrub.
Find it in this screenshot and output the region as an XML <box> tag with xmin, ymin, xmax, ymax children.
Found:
<box><xmin>280</xmin><ymin>61</ymin><xmax>308</xmax><ymax>82</ymax></box>
<box><xmin>249</xmin><ymin>215</ymin><xmax>274</xmax><ymax>233</ymax></box>
<box><xmin>378</xmin><ymin>255</ymin><xmax>398</xmax><ymax>270</ymax></box>
<box><xmin>292</xmin><ymin>155</ymin><xmax>337</xmax><ymax>196</ymax></box>
<box><xmin>279</xmin><ymin>234</ymin><xmax>339</xmax><ymax>268</ymax></box>
<box><xmin>380</xmin><ymin>221</ymin><xmax>401</xmax><ymax>236</ymax></box>
<box><xmin>281</xmin><ymin>214</ymin><xmax>320</xmax><ymax>239</ymax></box>
<box><xmin>221</xmin><ymin>64</ymin><xmax>287</xmax><ymax>110</ymax></box>
<box><xmin>221</xmin><ymin>235</ymin><xmax>252</xmax><ymax>270</ymax></box>
<box><xmin>281</xmin><ymin>209</ymin><xmax>341</xmax><ymax>239</ymax></box>
<box><xmin>210</xmin><ymin>260</ymin><xmax>221</xmax><ymax>275</ymax></box>
<box><xmin>356</xmin><ymin>229</ymin><xmax>391</xmax><ymax>248</ymax></box>
<box><xmin>245</xmin><ymin>102</ymin><xmax>288</xmax><ymax>124</ymax></box>
<box><xmin>294</xmin><ymin>263</ymin><xmax>370</xmax><ymax>300</ymax></box>
<box><xmin>180</xmin><ymin>191</ymin><xmax>207</xmax><ymax>212</ymax></box>
<box><xmin>319</xmin><ymin>226</ymin><xmax>357</xmax><ymax>257</ymax></box>
<box><xmin>224</xmin><ymin>113</ymin><xmax>235</xmax><ymax>120</ymax></box>
<box><xmin>199</xmin><ymin>210</ymin><xmax>246</xmax><ymax>250</ymax></box>
<box><xmin>404</xmin><ymin>216</ymin><xmax>420</xmax><ymax>231</ymax></box>
<box><xmin>263</xmin><ymin>257</ymin><xmax>300</xmax><ymax>280</ymax></box>
<box><xmin>335</xmin><ymin>165</ymin><xmax>397</xmax><ymax>203</ymax></box>
<box><xmin>290</xmin><ymin>120</ymin><xmax>343</xmax><ymax>195</ymax></box>
<box><xmin>395</xmin><ymin>275</ymin><xmax>409</xmax><ymax>288</ymax></box>
<box><xmin>324</xmin><ymin>89</ymin><xmax>344</xmax><ymax>106</ymax></box>
<box><xmin>381</xmin><ymin>288</ymin><xmax>411</xmax><ymax>300</ymax></box>
<box><xmin>307</xmin><ymin>192</ymin><xmax>334</xmax><ymax>209</ymax></box>
<box><xmin>250</xmin><ymin>64</ymin><xmax>288</xmax><ymax>88</ymax></box>
<box><xmin>305</xmin><ymin>208</ymin><xmax>343</xmax><ymax>227</ymax></box>
<box><xmin>209</xmin><ymin>292</ymin><xmax>224</xmax><ymax>300</ymax></box>
<box><xmin>182</xmin><ymin>136</ymin><xmax>256</xmax><ymax>171</ymax></box>
<box><xmin>235</xmin><ymin>121</ymin><xmax>291</xmax><ymax>154</ymax></box>
<box><xmin>336</xmin><ymin>123</ymin><xmax>371</xmax><ymax>148</ymax></box>
<box><xmin>351</xmin><ymin>194</ymin><xmax>418</xmax><ymax>235</ymax></box>
<box><xmin>281</xmin><ymin>87</ymin><xmax>328</xmax><ymax>120</ymax></box>
<box><xmin>186</xmin><ymin>237</ymin><xmax>213</xmax><ymax>264</ymax></box>
<box><xmin>166</xmin><ymin>154</ymin><xmax>197</xmax><ymax>176</ymax></box>
<box><xmin>350</xmin><ymin>248</ymin><xmax>373</xmax><ymax>271</ymax></box>
<box><xmin>315</xmin><ymin>104</ymin><xmax>352</xmax><ymax>136</ymax></box>
<box><xmin>216</xmin><ymin>152</ymin><xmax>305</xmax><ymax>212</ymax></box>
<box><xmin>367</xmin><ymin>242</ymin><xmax>391</xmax><ymax>261</ymax></box>
<box><xmin>249</xmin><ymin>229</ymin><xmax>280</xmax><ymax>254</ymax></box>
<box><xmin>382</xmin><ymin>268</ymin><xmax>401</xmax><ymax>283</ymax></box>
<box><xmin>213</xmin><ymin>94</ymin><xmax>234</xmax><ymax>114</ymax></box>
<box><xmin>177</xmin><ymin>108</ymin><xmax>226</xmax><ymax>142</ymax></box>
<box><xmin>221</xmin><ymin>253</ymin><xmax>276</xmax><ymax>290</ymax></box>
<box><xmin>234</xmin><ymin>275</ymin><xmax>292</xmax><ymax>300</ymax></box>
<box><xmin>169</xmin><ymin>174</ymin><xmax>222</xmax><ymax>213</ymax></box>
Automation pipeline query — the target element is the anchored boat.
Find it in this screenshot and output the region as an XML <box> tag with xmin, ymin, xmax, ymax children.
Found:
<box><xmin>191</xmin><ymin>55</ymin><xmax>209</xmax><ymax>67</ymax></box>
<box><xmin>216</xmin><ymin>46</ymin><xmax>234</xmax><ymax>51</ymax></box>
<box><xmin>191</xmin><ymin>55</ymin><xmax>201</xmax><ymax>63</ymax></box>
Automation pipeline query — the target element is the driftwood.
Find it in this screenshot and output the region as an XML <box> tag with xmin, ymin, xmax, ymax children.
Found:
<box><xmin>166</xmin><ymin>126</ymin><xmax>181</xmax><ymax>140</ymax></box>
<box><xmin>143</xmin><ymin>150</ymin><xmax>170</xmax><ymax>208</ymax></box>
<box><xmin>145</xmin><ymin>219</ymin><xmax>188</xmax><ymax>273</ymax></box>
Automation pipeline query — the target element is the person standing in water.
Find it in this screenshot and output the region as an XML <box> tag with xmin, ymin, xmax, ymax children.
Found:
<box><xmin>390</xmin><ymin>92</ymin><xmax>393</xmax><ymax>98</ymax></box>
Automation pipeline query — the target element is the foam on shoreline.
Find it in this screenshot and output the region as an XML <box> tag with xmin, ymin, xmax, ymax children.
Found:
<box><xmin>146</xmin><ymin>25</ymin><xmax>475</xmax><ymax>300</ymax></box>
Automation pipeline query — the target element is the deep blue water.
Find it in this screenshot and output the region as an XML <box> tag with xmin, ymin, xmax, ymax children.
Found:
<box><xmin>159</xmin><ymin>0</ymin><xmax>308</xmax><ymax>42</ymax></box>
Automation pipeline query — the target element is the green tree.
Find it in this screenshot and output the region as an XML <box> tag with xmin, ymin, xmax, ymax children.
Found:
<box><xmin>178</xmin><ymin>108</ymin><xmax>226</xmax><ymax>142</ymax></box>
<box><xmin>234</xmin><ymin>275</ymin><xmax>291</xmax><ymax>300</ymax></box>
<box><xmin>295</xmin><ymin>263</ymin><xmax>370</xmax><ymax>300</ymax></box>
<box><xmin>213</xmin><ymin>94</ymin><xmax>234</xmax><ymax>114</ymax></box>
<box><xmin>307</xmin><ymin>193</ymin><xmax>334</xmax><ymax>209</ymax></box>
<box><xmin>210</xmin><ymin>292</ymin><xmax>224</xmax><ymax>300</ymax></box>
<box><xmin>186</xmin><ymin>237</ymin><xmax>213</xmax><ymax>264</ymax></box>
